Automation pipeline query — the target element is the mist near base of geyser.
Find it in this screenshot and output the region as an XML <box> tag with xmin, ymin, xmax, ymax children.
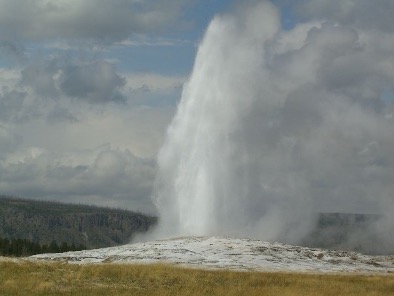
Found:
<box><xmin>139</xmin><ymin>1</ymin><xmax>394</xmax><ymax>254</ymax></box>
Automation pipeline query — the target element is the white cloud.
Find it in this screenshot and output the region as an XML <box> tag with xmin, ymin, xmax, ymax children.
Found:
<box><xmin>298</xmin><ymin>0</ymin><xmax>394</xmax><ymax>32</ymax></box>
<box><xmin>0</xmin><ymin>101</ymin><xmax>173</xmax><ymax>211</ymax></box>
<box><xmin>0</xmin><ymin>145</ymin><xmax>157</xmax><ymax>213</ymax></box>
<box><xmin>20</xmin><ymin>58</ymin><xmax>126</xmax><ymax>103</ymax></box>
<box><xmin>59</xmin><ymin>60</ymin><xmax>126</xmax><ymax>103</ymax></box>
<box><xmin>0</xmin><ymin>41</ymin><xmax>26</xmax><ymax>63</ymax></box>
<box><xmin>0</xmin><ymin>68</ymin><xmax>20</xmax><ymax>87</ymax></box>
<box><xmin>0</xmin><ymin>0</ymin><xmax>191</xmax><ymax>42</ymax></box>
<box><xmin>125</xmin><ymin>72</ymin><xmax>185</xmax><ymax>93</ymax></box>
<box><xmin>115</xmin><ymin>35</ymin><xmax>192</xmax><ymax>47</ymax></box>
<box><xmin>0</xmin><ymin>57</ymin><xmax>177</xmax><ymax>212</ymax></box>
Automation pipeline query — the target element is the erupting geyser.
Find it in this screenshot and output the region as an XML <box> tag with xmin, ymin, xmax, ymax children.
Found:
<box><xmin>146</xmin><ymin>1</ymin><xmax>394</xmax><ymax>254</ymax></box>
<box><xmin>153</xmin><ymin>2</ymin><xmax>299</xmax><ymax>240</ymax></box>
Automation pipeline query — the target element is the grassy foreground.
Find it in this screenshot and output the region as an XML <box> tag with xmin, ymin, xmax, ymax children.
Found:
<box><xmin>0</xmin><ymin>261</ymin><xmax>393</xmax><ymax>296</ymax></box>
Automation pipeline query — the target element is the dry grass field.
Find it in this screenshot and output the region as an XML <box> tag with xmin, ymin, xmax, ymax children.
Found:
<box><xmin>1</xmin><ymin>261</ymin><xmax>393</xmax><ymax>296</ymax></box>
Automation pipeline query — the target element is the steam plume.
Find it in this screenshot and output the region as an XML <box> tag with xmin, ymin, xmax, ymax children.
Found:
<box><xmin>144</xmin><ymin>1</ymin><xmax>394</xmax><ymax>254</ymax></box>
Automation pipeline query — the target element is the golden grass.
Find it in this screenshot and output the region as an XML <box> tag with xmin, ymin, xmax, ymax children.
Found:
<box><xmin>0</xmin><ymin>261</ymin><xmax>393</xmax><ymax>296</ymax></box>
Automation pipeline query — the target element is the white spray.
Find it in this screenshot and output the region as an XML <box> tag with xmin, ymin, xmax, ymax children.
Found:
<box><xmin>145</xmin><ymin>1</ymin><xmax>394</xmax><ymax>253</ymax></box>
<box><xmin>150</xmin><ymin>2</ymin><xmax>315</xmax><ymax>242</ymax></box>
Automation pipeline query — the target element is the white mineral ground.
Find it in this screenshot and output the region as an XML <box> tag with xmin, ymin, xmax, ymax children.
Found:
<box><xmin>29</xmin><ymin>237</ymin><xmax>394</xmax><ymax>274</ymax></box>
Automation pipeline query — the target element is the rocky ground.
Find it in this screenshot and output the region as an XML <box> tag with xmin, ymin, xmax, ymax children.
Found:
<box><xmin>29</xmin><ymin>236</ymin><xmax>394</xmax><ymax>274</ymax></box>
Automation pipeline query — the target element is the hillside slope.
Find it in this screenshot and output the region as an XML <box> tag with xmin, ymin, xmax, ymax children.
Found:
<box><xmin>0</xmin><ymin>196</ymin><xmax>157</xmax><ymax>249</ymax></box>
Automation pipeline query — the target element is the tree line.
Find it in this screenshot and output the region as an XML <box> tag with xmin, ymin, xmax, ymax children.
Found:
<box><xmin>0</xmin><ymin>196</ymin><xmax>157</xmax><ymax>249</ymax></box>
<box><xmin>0</xmin><ymin>237</ymin><xmax>86</xmax><ymax>257</ymax></box>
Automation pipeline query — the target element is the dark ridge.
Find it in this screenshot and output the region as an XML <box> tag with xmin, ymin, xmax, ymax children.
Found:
<box><xmin>0</xmin><ymin>195</ymin><xmax>157</xmax><ymax>249</ymax></box>
<box><xmin>302</xmin><ymin>212</ymin><xmax>391</xmax><ymax>255</ymax></box>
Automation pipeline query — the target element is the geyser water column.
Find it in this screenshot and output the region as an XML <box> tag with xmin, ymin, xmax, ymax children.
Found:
<box><xmin>152</xmin><ymin>2</ymin><xmax>290</xmax><ymax>239</ymax></box>
<box><xmin>141</xmin><ymin>0</ymin><xmax>394</xmax><ymax>254</ymax></box>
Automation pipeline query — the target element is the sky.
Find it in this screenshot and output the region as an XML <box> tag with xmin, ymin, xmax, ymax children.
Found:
<box><xmin>0</xmin><ymin>0</ymin><xmax>394</xmax><ymax>216</ymax></box>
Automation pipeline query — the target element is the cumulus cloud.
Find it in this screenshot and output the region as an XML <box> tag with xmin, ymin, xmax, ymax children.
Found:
<box><xmin>298</xmin><ymin>0</ymin><xmax>394</xmax><ymax>32</ymax></box>
<box><xmin>0</xmin><ymin>55</ymin><xmax>175</xmax><ymax>212</ymax></box>
<box><xmin>46</xmin><ymin>106</ymin><xmax>78</xmax><ymax>124</ymax></box>
<box><xmin>59</xmin><ymin>61</ymin><xmax>126</xmax><ymax>103</ymax></box>
<box><xmin>0</xmin><ymin>89</ymin><xmax>30</xmax><ymax>123</ymax></box>
<box><xmin>125</xmin><ymin>73</ymin><xmax>185</xmax><ymax>92</ymax></box>
<box><xmin>0</xmin><ymin>40</ymin><xmax>26</xmax><ymax>63</ymax></box>
<box><xmin>0</xmin><ymin>124</ymin><xmax>20</xmax><ymax>156</ymax></box>
<box><xmin>19</xmin><ymin>56</ymin><xmax>186</xmax><ymax>107</ymax></box>
<box><xmin>0</xmin><ymin>145</ymin><xmax>156</xmax><ymax>213</ymax></box>
<box><xmin>0</xmin><ymin>70</ymin><xmax>37</xmax><ymax>124</ymax></box>
<box><xmin>20</xmin><ymin>58</ymin><xmax>126</xmax><ymax>103</ymax></box>
<box><xmin>0</xmin><ymin>83</ymin><xmax>175</xmax><ymax>211</ymax></box>
<box><xmin>0</xmin><ymin>59</ymin><xmax>175</xmax><ymax>152</ymax></box>
<box><xmin>124</xmin><ymin>73</ymin><xmax>185</xmax><ymax>106</ymax></box>
<box><xmin>0</xmin><ymin>0</ymin><xmax>191</xmax><ymax>214</ymax></box>
<box><xmin>0</xmin><ymin>0</ymin><xmax>191</xmax><ymax>42</ymax></box>
<box><xmin>21</xmin><ymin>61</ymin><xmax>58</xmax><ymax>98</ymax></box>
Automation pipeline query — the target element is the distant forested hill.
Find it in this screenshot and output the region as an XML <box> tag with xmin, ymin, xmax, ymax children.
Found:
<box><xmin>302</xmin><ymin>213</ymin><xmax>386</xmax><ymax>255</ymax></box>
<box><xmin>0</xmin><ymin>196</ymin><xmax>157</xmax><ymax>249</ymax></box>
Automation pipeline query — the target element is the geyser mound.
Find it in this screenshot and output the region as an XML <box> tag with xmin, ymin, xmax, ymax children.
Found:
<box><xmin>146</xmin><ymin>1</ymin><xmax>394</xmax><ymax>254</ymax></box>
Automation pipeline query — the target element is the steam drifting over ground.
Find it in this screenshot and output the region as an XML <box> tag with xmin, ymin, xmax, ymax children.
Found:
<box><xmin>143</xmin><ymin>1</ymin><xmax>394</xmax><ymax>254</ymax></box>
